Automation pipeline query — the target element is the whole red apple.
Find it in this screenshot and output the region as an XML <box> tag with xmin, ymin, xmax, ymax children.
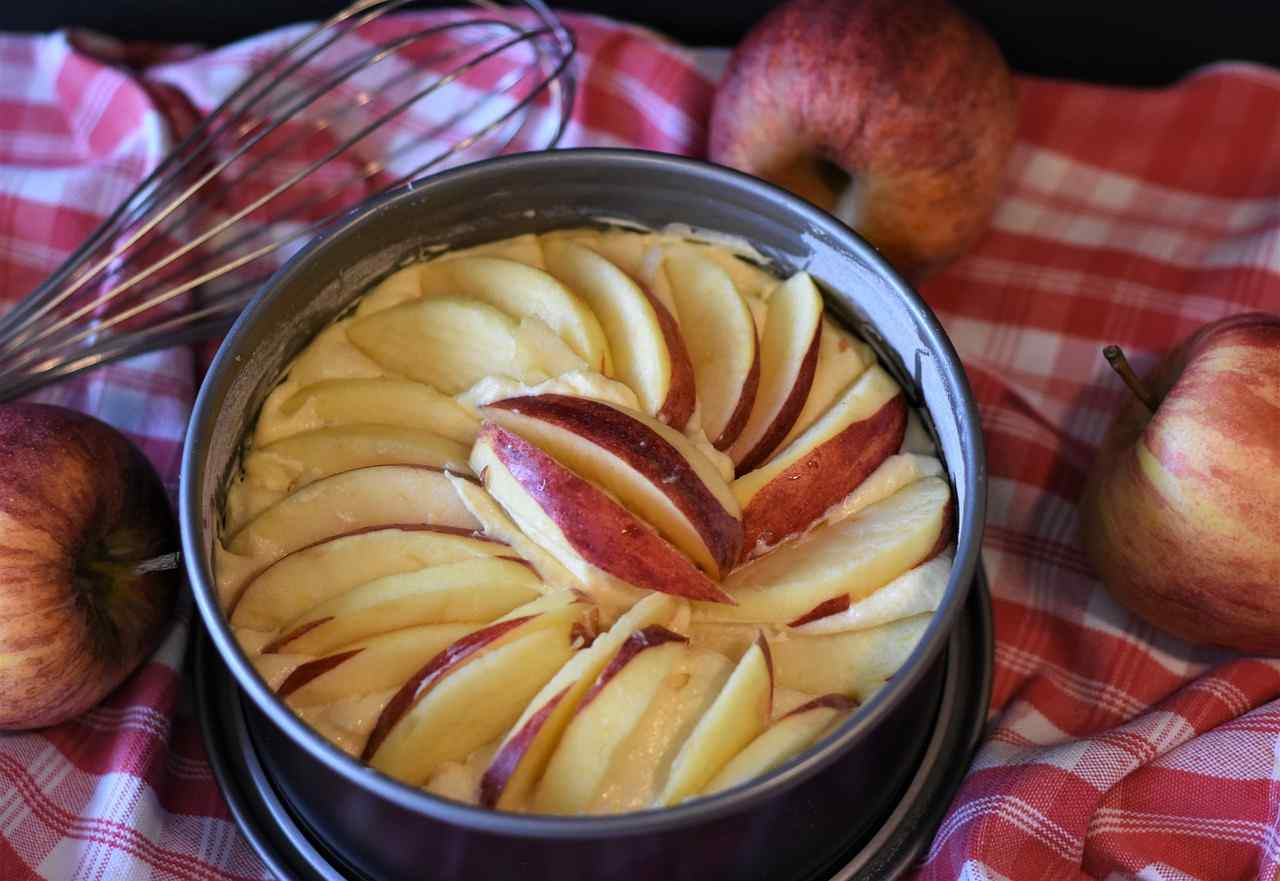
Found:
<box><xmin>0</xmin><ymin>403</ymin><xmax>178</xmax><ymax>729</ymax></box>
<box><xmin>1081</xmin><ymin>313</ymin><xmax>1280</xmax><ymax>654</ymax></box>
<box><xmin>709</xmin><ymin>0</ymin><xmax>1018</xmax><ymax>279</ymax></box>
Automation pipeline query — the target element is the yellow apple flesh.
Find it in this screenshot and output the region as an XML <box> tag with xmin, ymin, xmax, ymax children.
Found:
<box><xmin>773</xmin><ymin>319</ymin><xmax>875</xmax><ymax>453</ymax></box>
<box><xmin>255</xmin><ymin>378</ymin><xmax>479</xmax><ymax>446</ymax></box>
<box><xmin>699</xmin><ymin>476</ymin><xmax>952</xmax><ymax>623</ymax></box>
<box><xmin>661</xmin><ymin>252</ymin><xmax>760</xmax><ymax>447</ymax></box>
<box><xmin>229</xmin><ymin>526</ymin><xmax>507</xmax><ymax>632</ymax></box>
<box><xmin>734</xmin><ymin>364</ymin><xmax>906</xmax><ymax>559</ymax></box>
<box><xmin>728</xmin><ymin>272</ymin><xmax>823</xmax><ymax>472</ymax></box>
<box><xmin>542</xmin><ymin>238</ymin><xmax>695</xmax><ymax>428</ymax></box>
<box><xmin>359</xmin><ymin>255</ymin><xmax>611</xmax><ymax>373</ymax></box>
<box><xmin>479</xmin><ymin>593</ymin><xmax>679</xmax><ymax>808</ymax></box>
<box><xmin>230</xmin><ymin>425</ymin><xmax>472</xmax><ymax>530</ymax></box>
<box><xmin>277</xmin><ymin>622</ymin><xmax>479</xmax><ymax>706</ymax></box>
<box><xmin>534</xmin><ymin>626</ymin><xmax>689</xmax><ymax>814</ymax></box>
<box><xmin>223</xmin><ymin>465</ymin><xmax>480</xmax><ymax>571</ymax></box>
<box><xmin>266</xmin><ymin>557</ymin><xmax>543</xmax><ymax>654</ymax></box>
<box><xmin>702</xmin><ymin>694</ymin><xmax>855</xmax><ymax>795</ymax></box>
<box><xmin>656</xmin><ymin>633</ymin><xmax>773</xmax><ymax>805</ymax></box>
<box><xmin>346</xmin><ymin>297</ymin><xmax>582</xmax><ymax>394</ymax></box>
<box><xmin>363</xmin><ymin>594</ymin><xmax>587</xmax><ymax>781</ymax></box>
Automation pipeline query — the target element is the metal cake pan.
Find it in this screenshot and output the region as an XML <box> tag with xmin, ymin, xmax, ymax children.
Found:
<box><xmin>181</xmin><ymin>149</ymin><xmax>987</xmax><ymax>881</ymax></box>
<box><xmin>194</xmin><ymin>566</ymin><xmax>992</xmax><ymax>881</ymax></box>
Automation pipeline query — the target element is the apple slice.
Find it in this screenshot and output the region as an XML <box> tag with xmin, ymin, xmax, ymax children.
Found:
<box><xmin>728</xmin><ymin>272</ymin><xmax>823</xmax><ymax>472</ymax></box>
<box><xmin>734</xmin><ymin>365</ymin><xmax>906</xmax><ymax>559</ymax></box>
<box><xmin>698</xmin><ymin>476</ymin><xmax>953</xmax><ymax>624</ymax></box>
<box><xmin>363</xmin><ymin>264</ymin><xmax>423</xmax><ymax>309</ymax></box>
<box><xmin>365</xmin><ymin>618</ymin><xmax>578</xmax><ymax>785</ymax></box>
<box><xmin>229</xmin><ymin>526</ymin><xmax>507</xmax><ymax>632</ymax></box>
<box><xmin>446</xmin><ymin>232</ymin><xmax>545</xmax><ymax>268</ymax></box>
<box><xmin>541</xmin><ymin>229</ymin><xmax>657</xmax><ymax>290</ymax></box>
<box><xmin>586</xmin><ymin>646</ymin><xmax>734</xmax><ymax>814</ymax></box>
<box><xmin>773</xmin><ymin>319</ymin><xmax>876</xmax><ymax>453</ymax></box>
<box><xmin>266</xmin><ymin>557</ymin><xmax>543</xmax><ymax>655</ymax></box>
<box><xmin>655</xmin><ymin>633</ymin><xmax>774</xmax><ymax>806</ymax></box>
<box><xmin>702</xmin><ymin>694</ymin><xmax>856</xmax><ymax>796</ymax></box>
<box><xmin>230</xmin><ymin>425</ymin><xmax>473</xmax><ymax>532</ymax></box>
<box><xmin>479</xmin><ymin>592</ymin><xmax>679</xmax><ymax>809</ymax></box>
<box><xmin>770</xmin><ymin>615</ymin><xmax>931</xmax><ymax>700</ymax></box>
<box><xmin>685</xmin><ymin>620</ymin><xmax>772</xmax><ymax>663</ymax></box>
<box><xmin>471</xmin><ymin>424</ymin><xmax>736</xmax><ymax>604</ymax></box>
<box><xmin>255</xmin><ymin>378</ymin><xmax>480</xmax><ymax>446</ymax></box>
<box><xmin>246</xmin><ymin>426</ymin><xmax>471</xmax><ymax>489</ymax></box>
<box><xmin>356</xmin><ymin>236</ymin><xmax>555</xmax><ymax>314</ymax></box>
<box><xmin>277</xmin><ymin>622</ymin><xmax>478</xmax><ymax>706</ymax></box>
<box><xmin>459</xmin><ymin>369</ymin><xmax>640</xmax><ymax>415</ymax></box>
<box><xmin>533</xmin><ymin>626</ymin><xmax>689</xmax><ymax>814</ymax></box>
<box><xmin>792</xmin><ymin>553</ymin><xmax>953</xmax><ymax>635</ymax></box>
<box><xmin>224</xmin><ymin>465</ymin><xmax>480</xmax><ymax>565</ymax></box>
<box><xmin>482</xmin><ymin>394</ymin><xmax>743</xmax><ymax>578</ymax></box>
<box><xmin>662</xmin><ymin>252</ymin><xmax>760</xmax><ymax>448</ymax></box>
<box><xmin>543</xmin><ymin>239</ymin><xmax>696</xmax><ymax>428</ymax></box>
<box><xmin>358</xmin><ymin>256</ymin><xmax>611</xmax><ymax>373</ymax></box>
<box><xmin>348</xmin><ymin>297</ymin><xmax>578</xmax><ymax>395</ymax></box>
<box><xmin>821</xmin><ymin>453</ymin><xmax>944</xmax><ymax>527</ymax></box>
<box><xmin>444</xmin><ymin>471</ymin><xmax>647</xmax><ymax>612</ymax></box>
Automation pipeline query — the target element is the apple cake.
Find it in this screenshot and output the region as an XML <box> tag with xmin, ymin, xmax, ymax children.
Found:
<box><xmin>215</xmin><ymin>227</ymin><xmax>954</xmax><ymax>815</ymax></box>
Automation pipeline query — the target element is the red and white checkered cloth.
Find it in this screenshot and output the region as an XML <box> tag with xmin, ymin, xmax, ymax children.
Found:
<box><xmin>2</xmin><ymin>9</ymin><xmax>1279</xmax><ymax>880</ymax></box>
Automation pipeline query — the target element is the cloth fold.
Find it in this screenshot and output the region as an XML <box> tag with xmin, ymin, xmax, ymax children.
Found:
<box><xmin>0</xmin><ymin>12</ymin><xmax>1278</xmax><ymax>881</ymax></box>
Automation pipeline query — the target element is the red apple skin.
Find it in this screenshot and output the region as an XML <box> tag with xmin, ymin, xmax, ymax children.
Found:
<box><xmin>0</xmin><ymin>404</ymin><xmax>178</xmax><ymax>730</ymax></box>
<box><xmin>479</xmin><ymin>424</ymin><xmax>736</xmax><ymax>604</ymax></box>
<box><xmin>783</xmin><ymin>504</ymin><xmax>953</xmax><ymax>628</ymax></box>
<box><xmin>577</xmin><ymin>625</ymin><xmax>689</xmax><ymax>710</ymax></box>
<box><xmin>782</xmin><ymin>693</ymin><xmax>858</xmax><ymax>719</ymax></box>
<box><xmin>714</xmin><ymin>349</ymin><xmax>761</xmax><ymax>451</ymax></box>
<box><xmin>735</xmin><ymin>326</ymin><xmax>821</xmax><ymax>475</ymax></box>
<box><xmin>740</xmin><ymin>394</ymin><xmax>907</xmax><ymax>559</ymax></box>
<box><xmin>1081</xmin><ymin>313</ymin><xmax>1280</xmax><ymax>653</ymax></box>
<box><xmin>277</xmin><ymin>648</ymin><xmax>364</xmax><ymax>698</ymax></box>
<box><xmin>709</xmin><ymin>0</ymin><xmax>1018</xmax><ymax>279</ymax></box>
<box><xmin>787</xmin><ymin>595</ymin><xmax>851</xmax><ymax>628</ymax></box>
<box><xmin>478</xmin><ymin>684</ymin><xmax>573</xmax><ymax>808</ymax></box>
<box><xmin>644</xmin><ymin>288</ymin><xmax>698</xmax><ymax>431</ymax></box>
<box><xmin>487</xmin><ymin>394</ymin><xmax>744</xmax><ymax>574</ymax></box>
<box><xmin>363</xmin><ymin>614</ymin><xmax>535</xmax><ymax>761</ymax></box>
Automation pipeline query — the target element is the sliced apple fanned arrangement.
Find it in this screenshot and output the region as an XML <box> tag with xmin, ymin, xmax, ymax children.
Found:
<box><xmin>215</xmin><ymin>228</ymin><xmax>956</xmax><ymax>813</ymax></box>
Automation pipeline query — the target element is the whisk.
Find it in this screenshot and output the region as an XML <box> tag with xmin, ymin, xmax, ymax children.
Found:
<box><xmin>0</xmin><ymin>0</ymin><xmax>576</xmax><ymax>402</ymax></box>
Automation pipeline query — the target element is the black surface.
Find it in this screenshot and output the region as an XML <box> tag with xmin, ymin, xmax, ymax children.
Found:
<box><xmin>193</xmin><ymin>566</ymin><xmax>994</xmax><ymax>881</ymax></box>
<box><xmin>2</xmin><ymin>1</ymin><xmax>1278</xmax><ymax>85</ymax></box>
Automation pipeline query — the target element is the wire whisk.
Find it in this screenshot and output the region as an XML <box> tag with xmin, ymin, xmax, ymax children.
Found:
<box><xmin>0</xmin><ymin>0</ymin><xmax>576</xmax><ymax>401</ymax></box>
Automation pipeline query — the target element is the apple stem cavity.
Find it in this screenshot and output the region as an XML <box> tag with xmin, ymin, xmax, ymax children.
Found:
<box><xmin>1103</xmin><ymin>345</ymin><xmax>1158</xmax><ymax>414</ymax></box>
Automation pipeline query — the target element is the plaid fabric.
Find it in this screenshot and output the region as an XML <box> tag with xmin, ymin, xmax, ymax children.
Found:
<box><xmin>0</xmin><ymin>10</ymin><xmax>1278</xmax><ymax>880</ymax></box>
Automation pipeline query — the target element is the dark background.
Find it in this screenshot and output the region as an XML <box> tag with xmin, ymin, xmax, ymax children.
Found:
<box><xmin>0</xmin><ymin>1</ymin><xmax>1277</xmax><ymax>86</ymax></box>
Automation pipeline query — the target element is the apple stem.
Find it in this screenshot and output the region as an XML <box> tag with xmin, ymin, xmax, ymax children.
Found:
<box><xmin>130</xmin><ymin>552</ymin><xmax>181</xmax><ymax>575</ymax></box>
<box><xmin>1103</xmin><ymin>345</ymin><xmax>1158</xmax><ymax>414</ymax></box>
